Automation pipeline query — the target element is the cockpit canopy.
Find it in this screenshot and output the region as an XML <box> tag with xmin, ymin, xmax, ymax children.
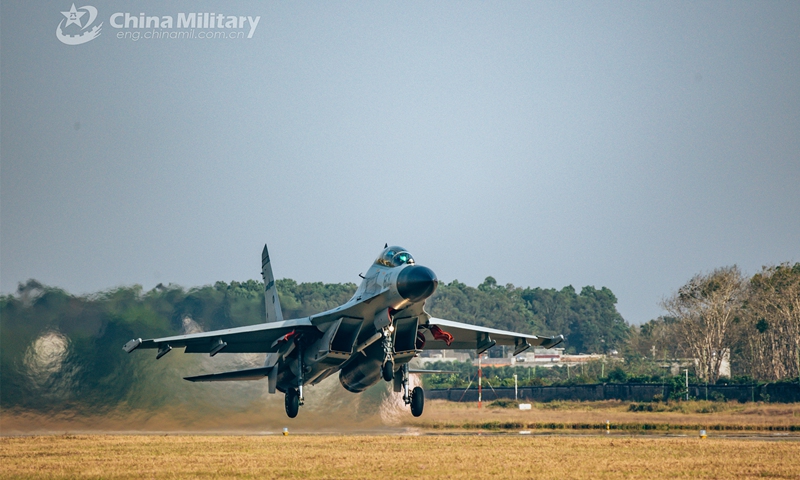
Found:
<box><xmin>375</xmin><ymin>245</ymin><xmax>416</xmax><ymax>267</ymax></box>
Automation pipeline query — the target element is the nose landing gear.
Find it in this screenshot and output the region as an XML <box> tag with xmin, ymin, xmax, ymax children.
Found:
<box><xmin>381</xmin><ymin>327</ymin><xmax>394</xmax><ymax>382</ymax></box>
<box><xmin>382</xmin><ymin>359</ymin><xmax>394</xmax><ymax>382</ymax></box>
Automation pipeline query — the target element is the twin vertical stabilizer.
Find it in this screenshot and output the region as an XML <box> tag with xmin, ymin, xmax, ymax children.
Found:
<box><xmin>261</xmin><ymin>244</ymin><xmax>284</xmax><ymax>324</ymax></box>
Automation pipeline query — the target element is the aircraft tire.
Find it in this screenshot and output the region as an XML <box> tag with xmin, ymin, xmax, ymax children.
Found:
<box><xmin>410</xmin><ymin>386</ymin><xmax>424</xmax><ymax>417</ymax></box>
<box><xmin>382</xmin><ymin>361</ymin><xmax>394</xmax><ymax>382</ymax></box>
<box><xmin>285</xmin><ymin>388</ymin><xmax>300</xmax><ymax>418</ymax></box>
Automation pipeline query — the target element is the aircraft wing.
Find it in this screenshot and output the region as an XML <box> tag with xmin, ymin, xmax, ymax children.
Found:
<box><xmin>122</xmin><ymin>318</ymin><xmax>317</xmax><ymax>357</ymax></box>
<box><xmin>421</xmin><ymin>317</ymin><xmax>564</xmax><ymax>356</ymax></box>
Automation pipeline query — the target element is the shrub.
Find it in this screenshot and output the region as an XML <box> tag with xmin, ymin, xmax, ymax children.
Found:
<box><xmin>488</xmin><ymin>399</ymin><xmax>520</xmax><ymax>409</ymax></box>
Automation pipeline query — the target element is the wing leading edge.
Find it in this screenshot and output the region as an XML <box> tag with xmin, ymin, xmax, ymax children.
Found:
<box><xmin>423</xmin><ymin>317</ymin><xmax>564</xmax><ymax>355</ymax></box>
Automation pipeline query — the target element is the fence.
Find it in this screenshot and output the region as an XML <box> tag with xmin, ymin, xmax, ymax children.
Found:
<box><xmin>426</xmin><ymin>382</ymin><xmax>800</xmax><ymax>403</ymax></box>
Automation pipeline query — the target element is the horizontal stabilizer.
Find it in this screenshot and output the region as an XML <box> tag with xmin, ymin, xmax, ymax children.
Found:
<box><xmin>184</xmin><ymin>366</ymin><xmax>273</xmax><ymax>382</ymax></box>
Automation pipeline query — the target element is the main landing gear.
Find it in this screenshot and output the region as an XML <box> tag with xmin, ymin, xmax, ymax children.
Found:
<box><xmin>285</xmin><ymin>388</ymin><xmax>300</xmax><ymax>418</ymax></box>
<box><xmin>285</xmin><ymin>344</ymin><xmax>305</xmax><ymax>418</ymax></box>
<box><xmin>410</xmin><ymin>386</ymin><xmax>424</xmax><ymax>417</ymax></box>
<box><xmin>400</xmin><ymin>363</ymin><xmax>424</xmax><ymax>417</ymax></box>
<box><xmin>284</xmin><ymin>382</ymin><xmax>305</xmax><ymax>418</ymax></box>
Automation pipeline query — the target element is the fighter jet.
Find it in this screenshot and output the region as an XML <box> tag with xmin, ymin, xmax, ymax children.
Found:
<box><xmin>123</xmin><ymin>244</ymin><xmax>563</xmax><ymax>418</ymax></box>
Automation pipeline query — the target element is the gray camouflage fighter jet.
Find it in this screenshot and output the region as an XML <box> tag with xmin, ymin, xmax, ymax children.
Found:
<box><xmin>123</xmin><ymin>244</ymin><xmax>563</xmax><ymax>418</ymax></box>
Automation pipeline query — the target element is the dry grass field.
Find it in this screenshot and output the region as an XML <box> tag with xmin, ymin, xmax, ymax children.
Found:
<box><xmin>2</xmin><ymin>434</ymin><xmax>799</xmax><ymax>479</ymax></box>
<box><xmin>2</xmin><ymin>400</ymin><xmax>799</xmax><ymax>478</ymax></box>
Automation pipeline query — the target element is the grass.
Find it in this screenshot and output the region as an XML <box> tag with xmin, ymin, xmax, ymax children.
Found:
<box><xmin>1</xmin><ymin>434</ymin><xmax>799</xmax><ymax>479</ymax></box>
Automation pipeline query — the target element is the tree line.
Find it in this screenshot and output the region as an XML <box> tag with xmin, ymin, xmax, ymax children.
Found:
<box><xmin>426</xmin><ymin>276</ymin><xmax>629</xmax><ymax>355</ymax></box>
<box><xmin>0</xmin><ymin>275</ymin><xmax>629</xmax><ymax>411</ymax></box>
<box><xmin>2</xmin><ymin>262</ymin><xmax>797</xmax><ymax>414</ymax></box>
<box><xmin>630</xmin><ymin>263</ymin><xmax>800</xmax><ymax>384</ymax></box>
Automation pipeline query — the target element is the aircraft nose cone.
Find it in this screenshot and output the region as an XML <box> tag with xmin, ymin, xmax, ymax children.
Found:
<box><xmin>397</xmin><ymin>265</ymin><xmax>438</xmax><ymax>302</ymax></box>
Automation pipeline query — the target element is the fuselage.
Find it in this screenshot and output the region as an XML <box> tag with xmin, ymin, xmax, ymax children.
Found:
<box><xmin>275</xmin><ymin>246</ymin><xmax>438</xmax><ymax>394</ymax></box>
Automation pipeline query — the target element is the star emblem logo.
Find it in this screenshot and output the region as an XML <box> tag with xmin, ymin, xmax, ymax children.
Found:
<box><xmin>61</xmin><ymin>4</ymin><xmax>86</xmax><ymax>28</ymax></box>
<box><xmin>56</xmin><ymin>4</ymin><xmax>101</xmax><ymax>46</ymax></box>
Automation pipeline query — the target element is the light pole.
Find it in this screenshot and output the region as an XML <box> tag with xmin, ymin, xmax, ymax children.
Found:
<box><xmin>683</xmin><ymin>369</ymin><xmax>689</xmax><ymax>401</ymax></box>
<box><xmin>478</xmin><ymin>353</ymin><xmax>482</xmax><ymax>409</ymax></box>
<box><xmin>514</xmin><ymin>374</ymin><xmax>518</xmax><ymax>401</ymax></box>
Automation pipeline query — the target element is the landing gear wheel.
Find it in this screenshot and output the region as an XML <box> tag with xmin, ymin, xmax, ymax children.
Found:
<box><xmin>285</xmin><ymin>388</ymin><xmax>300</xmax><ymax>418</ymax></box>
<box><xmin>382</xmin><ymin>361</ymin><xmax>394</xmax><ymax>382</ymax></box>
<box><xmin>410</xmin><ymin>386</ymin><xmax>424</xmax><ymax>417</ymax></box>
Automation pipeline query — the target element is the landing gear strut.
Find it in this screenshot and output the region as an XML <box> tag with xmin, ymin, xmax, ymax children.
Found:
<box><xmin>381</xmin><ymin>327</ymin><xmax>394</xmax><ymax>382</ymax></box>
<box><xmin>401</xmin><ymin>363</ymin><xmax>424</xmax><ymax>417</ymax></box>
